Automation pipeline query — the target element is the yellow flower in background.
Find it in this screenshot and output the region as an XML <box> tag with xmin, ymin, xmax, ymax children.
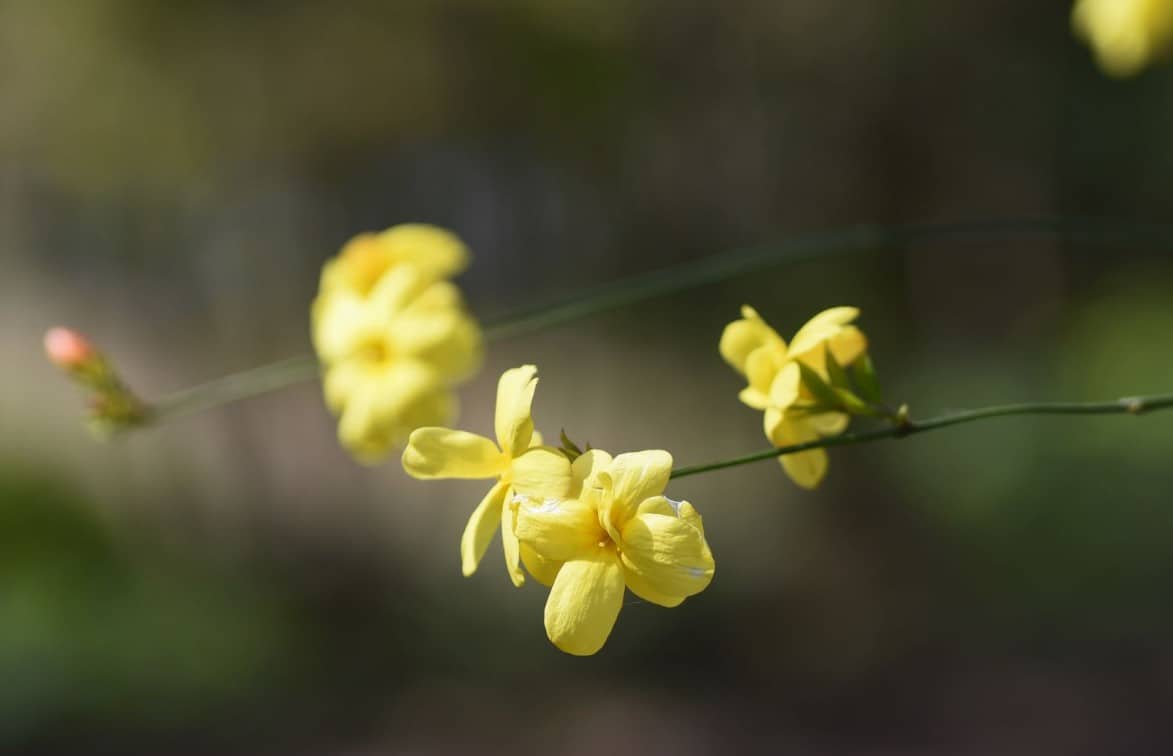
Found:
<box><xmin>320</xmin><ymin>224</ymin><xmax>470</xmax><ymax>297</ymax></box>
<box><xmin>514</xmin><ymin>449</ymin><xmax>714</xmax><ymax>656</ymax></box>
<box><xmin>402</xmin><ymin>366</ymin><xmax>573</xmax><ymax>585</ymax></box>
<box><xmin>1073</xmin><ymin>0</ymin><xmax>1173</xmax><ymax>77</ymax></box>
<box><xmin>720</xmin><ymin>305</ymin><xmax>868</xmax><ymax>489</ymax></box>
<box><xmin>312</xmin><ymin>228</ymin><xmax>482</xmax><ymax>462</ymax></box>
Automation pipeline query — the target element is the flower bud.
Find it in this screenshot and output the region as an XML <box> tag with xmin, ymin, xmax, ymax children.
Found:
<box><xmin>44</xmin><ymin>327</ymin><xmax>96</xmax><ymax>369</ymax></box>
<box><xmin>45</xmin><ymin>327</ymin><xmax>149</xmax><ymax>433</ymax></box>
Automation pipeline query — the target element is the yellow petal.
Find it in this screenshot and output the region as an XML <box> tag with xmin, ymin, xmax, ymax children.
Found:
<box><xmin>767</xmin><ymin>361</ymin><xmax>802</xmax><ymax>410</ymax></box>
<box><xmin>514</xmin><ymin>496</ymin><xmax>603</xmax><ymax>563</ymax></box>
<box><xmin>461</xmin><ymin>481</ymin><xmax>508</xmax><ymax>577</ymax></box>
<box><xmin>339</xmin><ymin>392</ymin><xmax>454</xmax><ymax>464</ymax></box>
<box><xmin>787</xmin><ymin>306</ymin><xmax>860</xmax><ymax>360</ymax></box>
<box><xmin>620</xmin><ymin>512</ymin><xmax>714</xmax><ymax>602</ymax></box>
<box><xmin>501</xmin><ymin>497</ymin><xmax>526</xmax><ymax>587</ymax></box>
<box><xmin>311</xmin><ymin>291</ymin><xmax>379</xmax><ymax>364</ymax></box>
<box><xmin>494</xmin><ymin>365</ymin><xmax>538</xmax><ymax>458</ymax></box>
<box><xmin>319</xmin><ymin>232</ymin><xmax>392</xmax><ymax>296</ymax></box>
<box><xmin>570</xmin><ymin>448</ymin><xmax>613</xmax><ymax>498</ymax></box>
<box><xmin>676</xmin><ymin>500</ymin><xmax>706</xmax><ymax>537</ymax></box>
<box><xmin>336</xmin><ymin>361</ymin><xmax>438</xmax><ymax>462</ymax></box>
<box><xmin>738</xmin><ymin>387</ymin><xmax>772</xmax><ymax>410</ymax></box>
<box><xmin>763</xmin><ymin>406</ymin><xmax>784</xmax><ymax>441</ymax></box>
<box><xmin>604</xmin><ymin>450</ymin><xmax>672</xmax><ymax>512</ymax></box>
<box><xmin>828</xmin><ymin>325</ymin><xmax>867</xmax><ymax>367</ymax></box>
<box><xmin>367</xmin><ymin>264</ymin><xmax>429</xmax><ymax>321</ymax></box>
<box><xmin>1072</xmin><ymin>0</ymin><xmax>1173</xmax><ymax>77</ymax></box>
<box><xmin>520</xmin><ymin>543</ymin><xmax>562</xmax><ymax>587</ymax></box>
<box><xmin>544</xmin><ymin>548</ymin><xmax>625</xmax><ymax>656</ymax></box>
<box><xmin>598</xmin><ymin>450</ymin><xmax>673</xmax><ymax>541</ymax></box>
<box><xmin>378</xmin><ymin>224</ymin><xmax>470</xmax><ymax>280</ymax></box>
<box><xmin>625</xmin><ymin>496</ymin><xmax>707</xmax><ymax>606</ymax></box>
<box><xmin>321</xmin><ymin>359</ymin><xmax>366</xmax><ymax>414</ymax></box>
<box><xmin>402</xmin><ymin>428</ymin><xmax>505</xmax><ymax>480</ymax></box>
<box><xmin>637</xmin><ymin>496</ymin><xmax>706</xmax><ymax>536</ymax></box>
<box><xmin>745</xmin><ymin>345</ymin><xmax>786</xmax><ymax>400</ymax></box>
<box><xmin>806</xmin><ymin>411</ymin><xmax>849</xmax><ymax>437</ymax></box>
<box><xmin>406</xmin><ymin>279</ymin><xmax>465</xmax><ymax>311</ymax></box>
<box><xmin>392</xmin><ymin>306</ymin><xmax>483</xmax><ymax>384</ymax></box>
<box><xmin>509</xmin><ymin>446</ymin><xmax>573</xmax><ymax>500</ymax></box>
<box><xmin>781</xmin><ymin>447</ymin><xmax>828</xmax><ymax>490</ymax></box>
<box><xmin>398</xmin><ymin>390</ymin><xmax>459</xmax><ymax>442</ymax></box>
<box><xmin>766</xmin><ymin>414</ymin><xmax>829</xmax><ymax>489</ymax></box>
<box><xmin>624</xmin><ymin>571</ymin><xmax>685</xmax><ymax>608</ymax></box>
<box><xmin>719</xmin><ymin>305</ymin><xmax>785</xmax><ymax>375</ymax></box>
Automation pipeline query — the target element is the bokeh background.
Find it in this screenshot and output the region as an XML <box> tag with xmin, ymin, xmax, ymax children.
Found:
<box><xmin>4</xmin><ymin>1</ymin><xmax>1173</xmax><ymax>753</ymax></box>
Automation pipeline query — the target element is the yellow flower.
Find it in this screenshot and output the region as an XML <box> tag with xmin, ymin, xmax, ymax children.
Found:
<box><xmin>312</xmin><ymin>258</ymin><xmax>482</xmax><ymax>462</ymax></box>
<box><xmin>514</xmin><ymin>449</ymin><xmax>715</xmax><ymax>656</ymax></box>
<box><xmin>720</xmin><ymin>305</ymin><xmax>867</xmax><ymax>489</ymax></box>
<box><xmin>1073</xmin><ymin>0</ymin><xmax>1173</xmax><ymax>77</ymax></box>
<box><xmin>319</xmin><ymin>224</ymin><xmax>469</xmax><ymax>297</ymax></box>
<box><xmin>402</xmin><ymin>365</ymin><xmax>574</xmax><ymax>585</ymax></box>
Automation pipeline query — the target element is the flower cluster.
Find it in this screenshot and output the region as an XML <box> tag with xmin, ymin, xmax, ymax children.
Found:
<box><xmin>402</xmin><ymin>365</ymin><xmax>715</xmax><ymax>656</ymax></box>
<box><xmin>720</xmin><ymin>306</ymin><xmax>877</xmax><ymax>489</ymax></box>
<box><xmin>1073</xmin><ymin>0</ymin><xmax>1173</xmax><ymax>77</ymax></box>
<box><xmin>311</xmin><ymin>225</ymin><xmax>483</xmax><ymax>463</ymax></box>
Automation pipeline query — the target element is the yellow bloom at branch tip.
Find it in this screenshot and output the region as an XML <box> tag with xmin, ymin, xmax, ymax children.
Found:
<box><xmin>721</xmin><ymin>305</ymin><xmax>869</xmax><ymax>489</ymax></box>
<box><xmin>401</xmin><ymin>366</ymin><xmax>573</xmax><ymax>585</ymax></box>
<box><xmin>514</xmin><ymin>449</ymin><xmax>715</xmax><ymax>656</ymax></box>
<box><xmin>1073</xmin><ymin>0</ymin><xmax>1173</xmax><ymax>77</ymax></box>
<box><xmin>311</xmin><ymin>225</ymin><xmax>482</xmax><ymax>462</ymax></box>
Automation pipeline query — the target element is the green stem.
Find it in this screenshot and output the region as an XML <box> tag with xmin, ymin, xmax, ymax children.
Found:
<box><xmin>146</xmin><ymin>216</ymin><xmax>1173</xmax><ymax>421</ymax></box>
<box><xmin>669</xmin><ymin>393</ymin><xmax>1173</xmax><ymax>479</ymax></box>
<box><xmin>485</xmin><ymin>216</ymin><xmax>1173</xmax><ymax>340</ymax></box>
<box><xmin>150</xmin><ymin>355</ymin><xmax>320</xmax><ymax>422</ymax></box>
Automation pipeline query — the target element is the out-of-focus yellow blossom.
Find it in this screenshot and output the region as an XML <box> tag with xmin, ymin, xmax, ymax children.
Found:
<box><xmin>514</xmin><ymin>449</ymin><xmax>714</xmax><ymax>656</ymax></box>
<box><xmin>402</xmin><ymin>365</ymin><xmax>573</xmax><ymax>585</ymax></box>
<box><xmin>312</xmin><ymin>227</ymin><xmax>482</xmax><ymax>462</ymax></box>
<box><xmin>720</xmin><ymin>306</ymin><xmax>867</xmax><ymax>489</ymax></box>
<box><xmin>1073</xmin><ymin>0</ymin><xmax>1173</xmax><ymax>77</ymax></box>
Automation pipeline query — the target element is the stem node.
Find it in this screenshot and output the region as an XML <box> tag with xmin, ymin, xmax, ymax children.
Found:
<box><xmin>1121</xmin><ymin>396</ymin><xmax>1147</xmax><ymax>414</ymax></box>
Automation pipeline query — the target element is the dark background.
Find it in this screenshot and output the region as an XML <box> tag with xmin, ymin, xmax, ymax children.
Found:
<box><xmin>4</xmin><ymin>1</ymin><xmax>1173</xmax><ymax>753</ymax></box>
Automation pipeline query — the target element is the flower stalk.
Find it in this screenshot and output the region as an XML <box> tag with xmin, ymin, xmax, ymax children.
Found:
<box><xmin>668</xmin><ymin>393</ymin><xmax>1173</xmax><ymax>480</ymax></box>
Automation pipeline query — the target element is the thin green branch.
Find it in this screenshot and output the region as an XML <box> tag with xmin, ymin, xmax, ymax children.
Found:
<box><xmin>669</xmin><ymin>393</ymin><xmax>1173</xmax><ymax>479</ymax></box>
<box><xmin>483</xmin><ymin>216</ymin><xmax>1173</xmax><ymax>341</ymax></box>
<box><xmin>144</xmin><ymin>216</ymin><xmax>1173</xmax><ymax>422</ymax></box>
<box><xmin>150</xmin><ymin>355</ymin><xmax>320</xmax><ymax>422</ymax></box>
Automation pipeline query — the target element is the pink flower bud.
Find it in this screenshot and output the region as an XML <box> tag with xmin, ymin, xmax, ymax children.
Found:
<box><xmin>44</xmin><ymin>327</ymin><xmax>96</xmax><ymax>368</ymax></box>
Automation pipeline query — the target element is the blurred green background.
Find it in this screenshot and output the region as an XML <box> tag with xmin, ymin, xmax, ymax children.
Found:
<box><xmin>4</xmin><ymin>0</ymin><xmax>1173</xmax><ymax>753</ymax></box>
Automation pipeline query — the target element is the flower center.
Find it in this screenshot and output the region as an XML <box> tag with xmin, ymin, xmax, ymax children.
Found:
<box><xmin>356</xmin><ymin>336</ymin><xmax>393</xmax><ymax>365</ymax></box>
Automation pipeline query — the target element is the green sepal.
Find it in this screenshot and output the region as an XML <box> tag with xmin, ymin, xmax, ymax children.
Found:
<box><xmin>824</xmin><ymin>348</ymin><xmax>852</xmax><ymax>389</ymax></box>
<box><xmin>797</xmin><ymin>363</ymin><xmax>842</xmax><ymax>409</ymax></box>
<box><xmin>851</xmin><ymin>354</ymin><xmax>883</xmax><ymax>404</ymax></box>
<box><xmin>833</xmin><ymin>387</ymin><xmax>874</xmax><ymax>416</ymax></box>
<box><xmin>559</xmin><ymin>428</ymin><xmax>583</xmax><ymax>461</ymax></box>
